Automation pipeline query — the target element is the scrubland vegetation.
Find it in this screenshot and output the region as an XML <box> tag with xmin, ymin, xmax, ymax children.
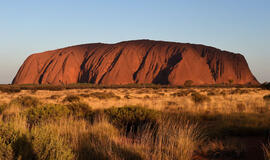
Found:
<box><xmin>0</xmin><ymin>84</ymin><xmax>270</xmax><ymax>160</ymax></box>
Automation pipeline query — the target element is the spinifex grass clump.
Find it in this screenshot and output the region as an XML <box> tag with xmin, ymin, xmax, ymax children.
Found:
<box><xmin>89</xmin><ymin>92</ymin><xmax>121</xmax><ymax>99</ymax></box>
<box><xmin>63</xmin><ymin>95</ymin><xmax>81</xmax><ymax>103</ymax></box>
<box><xmin>104</xmin><ymin>105</ymin><xmax>160</xmax><ymax>132</ymax></box>
<box><xmin>191</xmin><ymin>92</ymin><xmax>210</xmax><ymax>104</ymax></box>
<box><xmin>11</xmin><ymin>96</ymin><xmax>40</xmax><ymax>108</ymax></box>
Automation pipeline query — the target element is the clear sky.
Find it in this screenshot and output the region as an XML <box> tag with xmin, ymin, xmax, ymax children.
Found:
<box><xmin>0</xmin><ymin>0</ymin><xmax>269</xmax><ymax>84</ymax></box>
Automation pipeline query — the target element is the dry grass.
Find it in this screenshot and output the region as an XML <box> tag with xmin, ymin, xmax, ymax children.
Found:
<box><xmin>0</xmin><ymin>87</ymin><xmax>270</xmax><ymax>159</ymax></box>
<box><xmin>1</xmin><ymin>87</ymin><xmax>268</xmax><ymax>113</ymax></box>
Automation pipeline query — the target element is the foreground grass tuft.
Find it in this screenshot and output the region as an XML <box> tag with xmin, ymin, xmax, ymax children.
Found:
<box><xmin>31</xmin><ymin>126</ymin><xmax>74</xmax><ymax>160</ymax></box>
<box><xmin>263</xmin><ymin>141</ymin><xmax>270</xmax><ymax>160</ymax></box>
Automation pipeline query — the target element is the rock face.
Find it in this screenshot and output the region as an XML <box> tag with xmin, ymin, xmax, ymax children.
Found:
<box><xmin>12</xmin><ymin>40</ymin><xmax>259</xmax><ymax>85</ymax></box>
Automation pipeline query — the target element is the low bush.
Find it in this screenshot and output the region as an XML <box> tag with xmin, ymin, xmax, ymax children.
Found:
<box><xmin>26</xmin><ymin>104</ymin><xmax>70</xmax><ymax>126</ymax></box>
<box><xmin>104</xmin><ymin>106</ymin><xmax>160</xmax><ymax>132</ymax></box>
<box><xmin>11</xmin><ymin>96</ymin><xmax>40</xmax><ymax>108</ymax></box>
<box><xmin>89</xmin><ymin>92</ymin><xmax>120</xmax><ymax>100</ymax></box>
<box><xmin>31</xmin><ymin>126</ymin><xmax>74</xmax><ymax>160</ymax></box>
<box><xmin>191</xmin><ymin>92</ymin><xmax>211</xmax><ymax>104</ymax></box>
<box><xmin>67</xmin><ymin>102</ymin><xmax>94</xmax><ymax>120</ymax></box>
<box><xmin>48</xmin><ymin>95</ymin><xmax>61</xmax><ymax>99</ymax></box>
<box><xmin>63</xmin><ymin>95</ymin><xmax>80</xmax><ymax>103</ymax></box>
<box><xmin>0</xmin><ymin>86</ymin><xmax>21</xmax><ymax>94</ymax></box>
<box><xmin>263</xmin><ymin>94</ymin><xmax>270</xmax><ymax>102</ymax></box>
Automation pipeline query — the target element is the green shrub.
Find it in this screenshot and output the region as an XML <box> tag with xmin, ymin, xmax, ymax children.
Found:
<box><xmin>89</xmin><ymin>92</ymin><xmax>120</xmax><ymax>100</ymax></box>
<box><xmin>27</xmin><ymin>104</ymin><xmax>70</xmax><ymax>126</ymax></box>
<box><xmin>31</xmin><ymin>127</ymin><xmax>74</xmax><ymax>160</ymax></box>
<box><xmin>104</xmin><ymin>106</ymin><xmax>160</xmax><ymax>132</ymax></box>
<box><xmin>67</xmin><ymin>102</ymin><xmax>94</xmax><ymax>120</ymax></box>
<box><xmin>11</xmin><ymin>96</ymin><xmax>40</xmax><ymax>108</ymax></box>
<box><xmin>191</xmin><ymin>92</ymin><xmax>210</xmax><ymax>104</ymax></box>
<box><xmin>63</xmin><ymin>95</ymin><xmax>80</xmax><ymax>103</ymax></box>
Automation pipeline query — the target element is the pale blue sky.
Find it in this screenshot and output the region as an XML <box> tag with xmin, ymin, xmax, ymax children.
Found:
<box><xmin>0</xmin><ymin>0</ymin><xmax>269</xmax><ymax>84</ymax></box>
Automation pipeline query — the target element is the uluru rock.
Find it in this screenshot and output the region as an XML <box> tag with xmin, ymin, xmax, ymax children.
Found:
<box><xmin>12</xmin><ymin>40</ymin><xmax>259</xmax><ymax>85</ymax></box>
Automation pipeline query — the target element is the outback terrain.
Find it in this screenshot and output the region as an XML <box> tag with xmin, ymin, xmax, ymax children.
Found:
<box><xmin>3</xmin><ymin>40</ymin><xmax>268</xmax><ymax>160</ymax></box>
<box><xmin>0</xmin><ymin>84</ymin><xmax>270</xmax><ymax>160</ymax></box>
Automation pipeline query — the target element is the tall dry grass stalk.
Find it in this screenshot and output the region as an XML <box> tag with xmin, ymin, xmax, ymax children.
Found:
<box><xmin>0</xmin><ymin>104</ymin><xmax>28</xmax><ymax>133</ymax></box>
<box><xmin>263</xmin><ymin>141</ymin><xmax>270</xmax><ymax>160</ymax></box>
<box><xmin>136</xmin><ymin>116</ymin><xmax>204</xmax><ymax>160</ymax></box>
